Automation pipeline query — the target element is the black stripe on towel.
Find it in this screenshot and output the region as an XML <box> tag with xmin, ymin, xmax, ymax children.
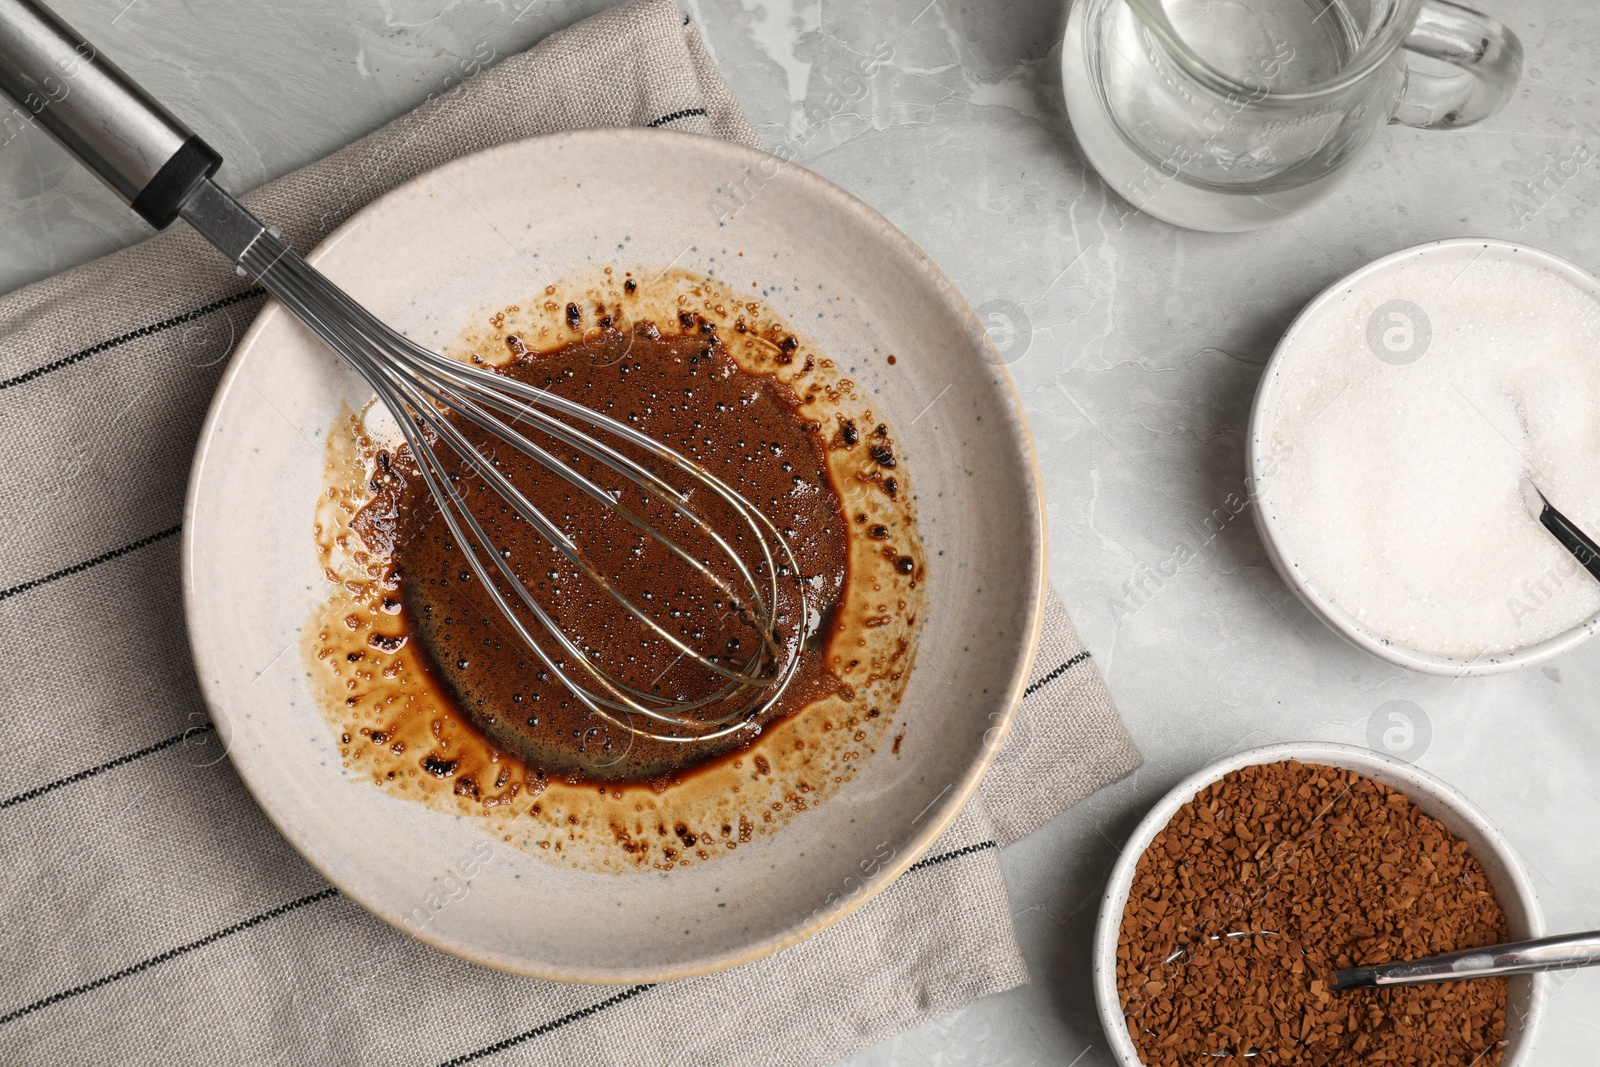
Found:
<box><xmin>0</xmin><ymin>524</ymin><xmax>180</xmax><ymax>604</ymax></box>
<box><xmin>1023</xmin><ymin>650</ymin><xmax>1091</xmax><ymax>698</ymax></box>
<box><xmin>437</xmin><ymin>985</ymin><xmax>656</xmax><ymax>1067</ymax></box>
<box><xmin>0</xmin><ymin>888</ymin><xmax>340</xmax><ymax>1027</ymax></box>
<box><xmin>0</xmin><ymin>288</ymin><xmax>264</xmax><ymax>391</ymax></box>
<box><xmin>433</xmin><ymin>836</ymin><xmax>1004</xmax><ymax>1063</ymax></box>
<box><xmin>0</xmin><ymin>722</ymin><xmax>213</xmax><ymax>812</ymax></box>
<box><xmin>647</xmin><ymin>107</ymin><xmax>708</xmax><ymax>128</ymax></box>
<box><xmin>3</xmin><ymin>801</ymin><xmax>1001</xmax><ymax>1039</ymax></box>
<box><xmin>907</xmin><ymin>839</ymin><xmax>999</xmax><ymax>872</ymax></box>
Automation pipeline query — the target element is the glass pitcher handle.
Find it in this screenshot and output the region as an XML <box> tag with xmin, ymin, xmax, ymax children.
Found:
<box><xmin>1393</xmin><ymin>0</ymin><xmax>1522</xmax><ymax>129</ymax></box>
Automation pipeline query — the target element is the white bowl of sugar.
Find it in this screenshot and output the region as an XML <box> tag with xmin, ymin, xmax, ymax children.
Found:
<box><xmin>1248</xmin><ymin>238</ymin><xmax>1600</xmax><ymax>675</ymax></box>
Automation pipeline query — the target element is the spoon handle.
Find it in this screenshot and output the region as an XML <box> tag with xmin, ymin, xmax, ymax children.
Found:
<box><xmin>1334</xmin><ymin>930</ymin><xmax>1600</xmax><ymax>990</ymax></box>
<box><xmin>1522</xmin><ymin>477</ymin><xmax>1600</xmax><ymax>584</ymax></box>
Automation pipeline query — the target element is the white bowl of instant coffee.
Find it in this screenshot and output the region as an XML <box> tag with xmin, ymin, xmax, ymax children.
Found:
<box><xmin>1248</xmin><ymin>238</ymin><xmax>1600</xmax><ymax>674</ymax></box>
<box><xmin>1092</xmin><ymin>743</ymin><xmax>1544</xmax><ymax>1065</ymax></box>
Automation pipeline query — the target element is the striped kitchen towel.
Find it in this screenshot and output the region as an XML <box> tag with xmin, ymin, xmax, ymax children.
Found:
<box><xmin>0</xmin><ymin>1</ymin><xmax>1141</xmax><ymax>1063</ymax></box>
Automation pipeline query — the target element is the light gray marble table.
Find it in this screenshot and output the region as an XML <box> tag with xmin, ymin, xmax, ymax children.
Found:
<box><xmin>3</xmin><ymin>0</ymin><xmax>1596</xmax><ymax>1062</ymax></box>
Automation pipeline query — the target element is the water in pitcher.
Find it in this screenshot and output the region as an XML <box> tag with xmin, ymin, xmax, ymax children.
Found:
<box><xmin>1164</xmin><ymin>0</ymin><xmax>1365</xmax><ymax>89</ymax></box>
<box><xmin>1064</xmin><ymin>0</ymin><xmax>1397</xmax><ymax>231</ymax></box>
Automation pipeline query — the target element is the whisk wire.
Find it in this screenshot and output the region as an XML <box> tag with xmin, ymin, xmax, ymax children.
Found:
<box><xmin>403</xmin><ymin>336</ymin><xmax>794</xmax><ymax>649</ymax></box>
<box><xmin>384</xmin><ymin>372</ymin><xmax>777</xmax><ymax>706</ymax></box>
<box><xmin>384</xmin><ymin>371</ymin><xmax>793</xmax><ymax>739</ymax></box>
<box><xmin>229</xmin><ymin>222</ymin><xmax>808</xmax><ymax>743</ymax></box>
<box><xmin>274</xmin><ymin>243</ymin><xmax>791</xmax><ymax>670</ymax></box>
<box><xmin>400</xmin><ymin>370</ymin><xmax>784</xmax><ymax>687</ymax></box>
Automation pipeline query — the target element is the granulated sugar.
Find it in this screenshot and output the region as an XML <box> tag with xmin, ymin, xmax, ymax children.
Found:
<box><xmin>1265</xmin><ymin>252</ymin><xmax>1600</xmax><ymax>656</ymax></box>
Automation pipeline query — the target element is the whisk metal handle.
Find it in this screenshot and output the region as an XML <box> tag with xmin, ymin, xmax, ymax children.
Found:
<box><xmin>0</xmin><ymin>0</ymin><xmax>219</xmax><ymax>227</ymax></box>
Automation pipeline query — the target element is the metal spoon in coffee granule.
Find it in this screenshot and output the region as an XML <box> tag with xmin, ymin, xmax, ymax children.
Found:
<box><xmin>1333</xmin><ymin>929</ymin><xmax>1600</xmax><ymax>990</ymax></box>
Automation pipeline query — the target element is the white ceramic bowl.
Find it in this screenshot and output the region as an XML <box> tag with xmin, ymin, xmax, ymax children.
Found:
<box><xmin>1092</xmin><ymin>742</ymin><xmax>1544</xmax><ymax>1066</ymax></box>
<box><xmin>183</xmin><ymin>128</ymin><xmax>1046</xmax><ymax>981</ymax></box>
<box><xmin>1247</xmin><ymin>238</ymin><xmax>1600</xmax><ymax>675</ymax></box>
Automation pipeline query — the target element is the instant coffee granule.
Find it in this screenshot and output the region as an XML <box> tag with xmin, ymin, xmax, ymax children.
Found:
<box><xmin>1116</xmin><ymin>760</ymin><xmax>1510</xmax><ymax>1065</ymax></box>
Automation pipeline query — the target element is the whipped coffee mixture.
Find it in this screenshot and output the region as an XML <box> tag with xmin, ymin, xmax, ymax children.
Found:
<box><xmin>304</xmin><ymin>269</ymin><xmax>925</xmax><ymax>871</ymax></box>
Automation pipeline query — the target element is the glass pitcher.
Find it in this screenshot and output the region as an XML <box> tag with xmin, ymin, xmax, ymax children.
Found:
<box><xmin>1062</xmin><ymin>0</ymin><xmax>1522</xmax><ymax>231</ymax></box>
